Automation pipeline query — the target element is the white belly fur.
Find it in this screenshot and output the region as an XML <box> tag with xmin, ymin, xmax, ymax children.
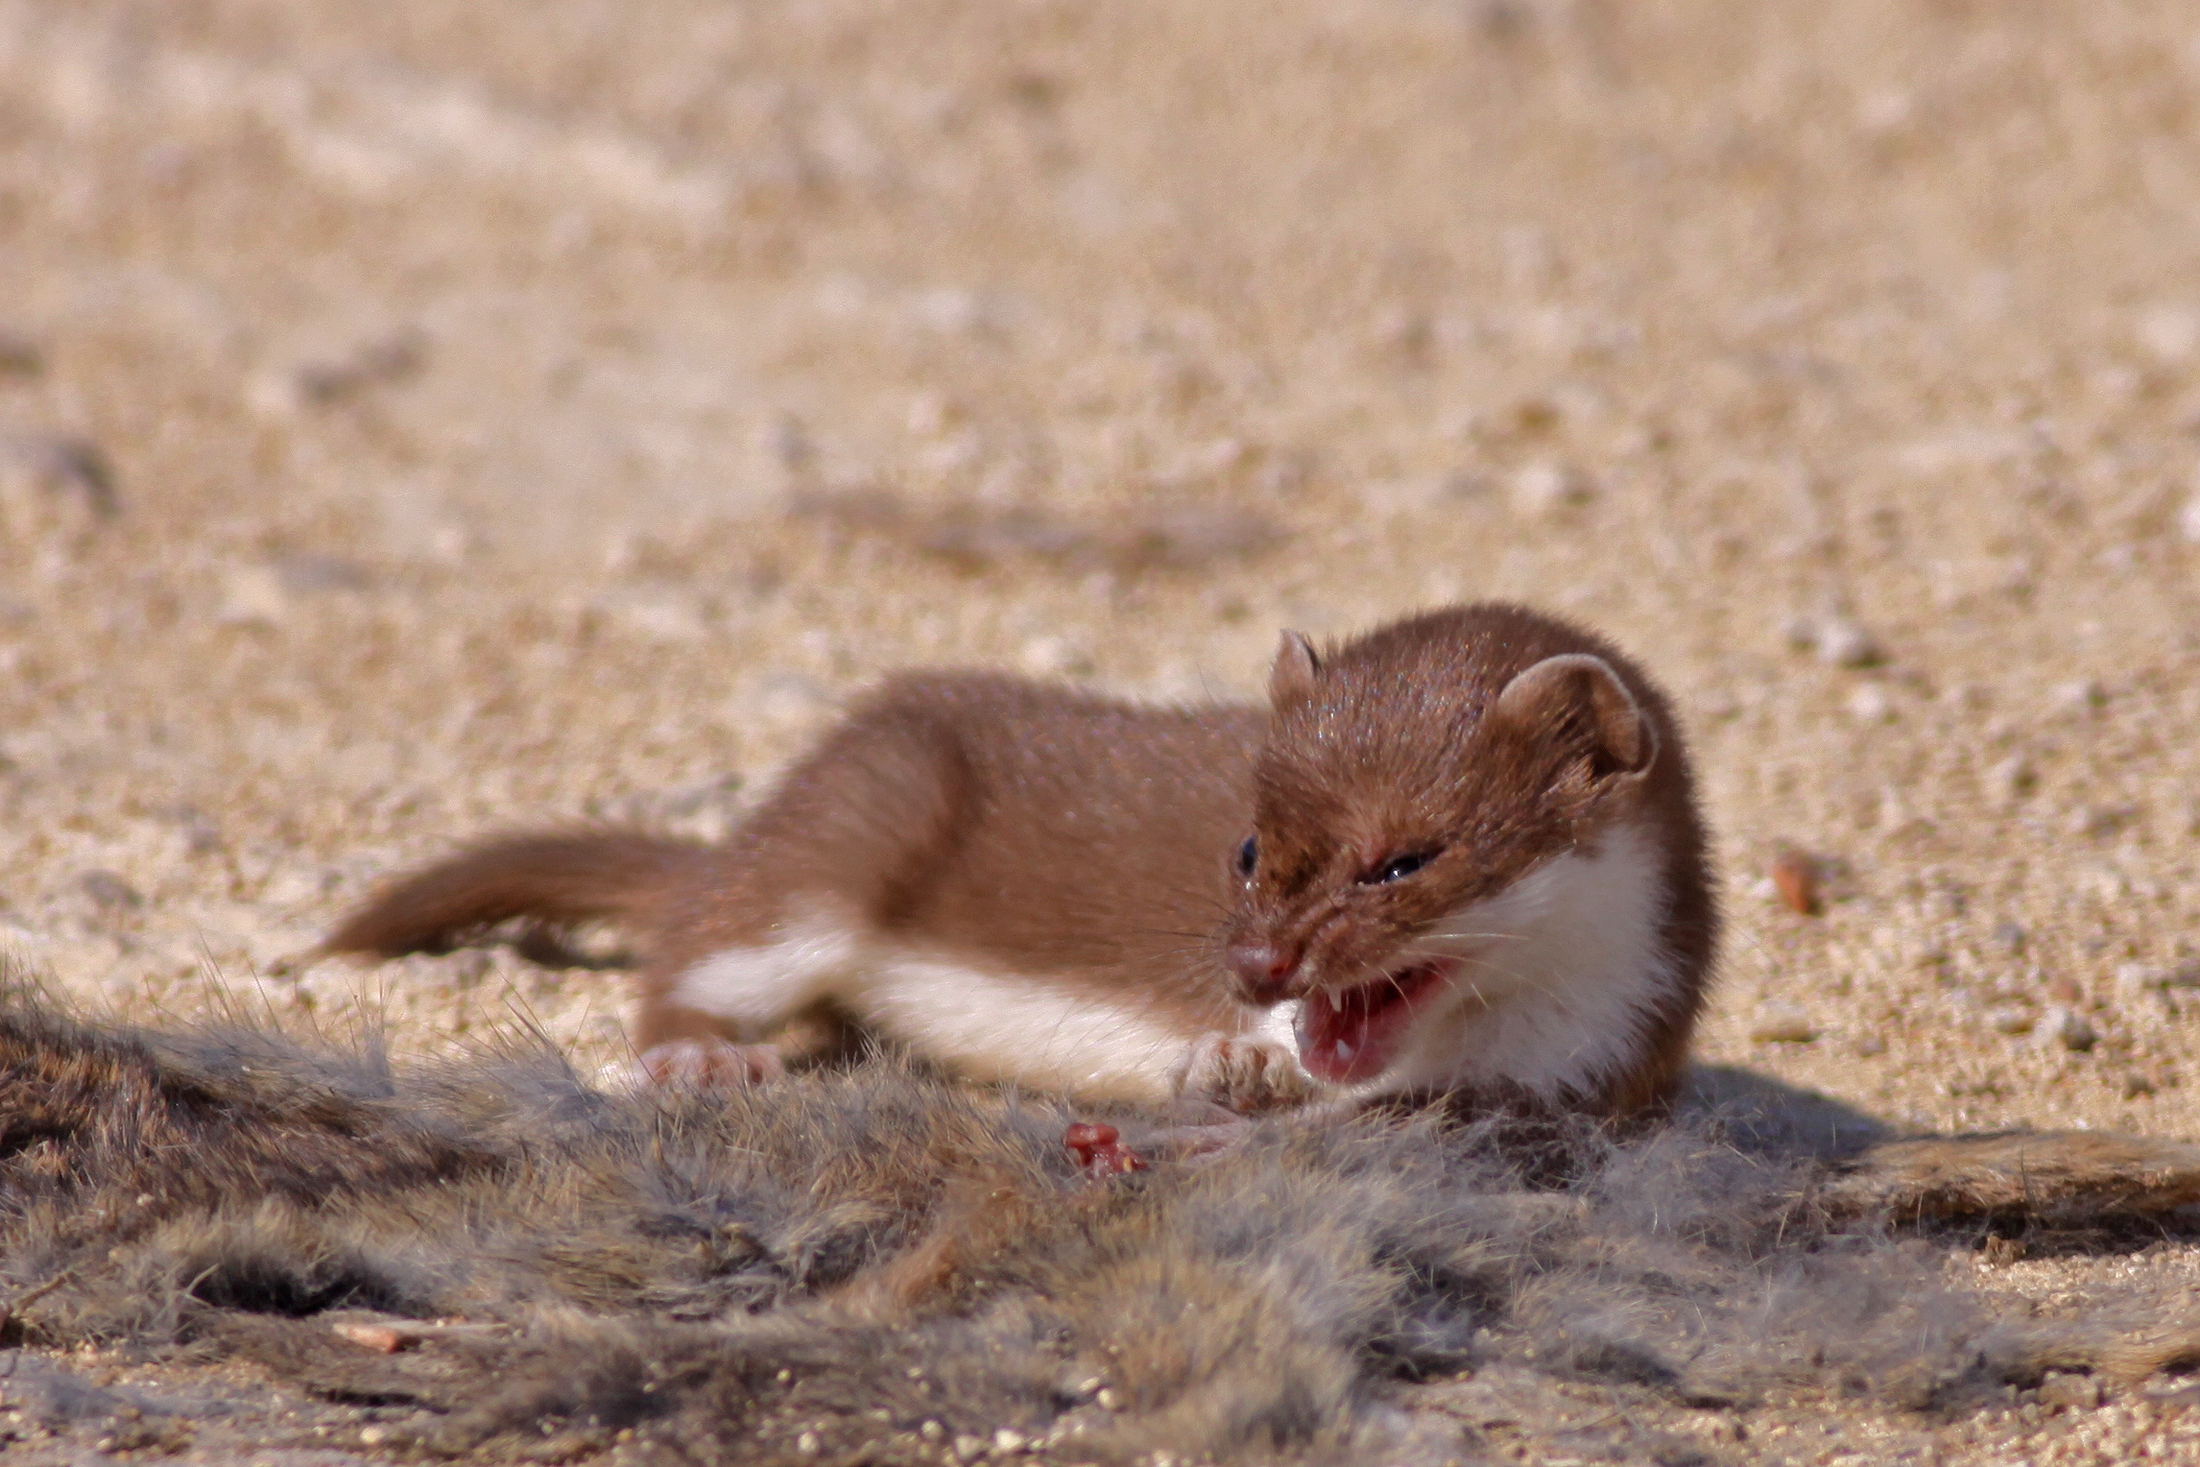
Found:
<box><xmin>670</xmin><ymin>908</ymin><xmax>1211</xmax><ymax>1104</ymax></box>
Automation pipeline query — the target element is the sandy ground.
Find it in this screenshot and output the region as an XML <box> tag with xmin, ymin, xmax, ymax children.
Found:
<box><xmin>4</xmin><ymin>1</ymin><xmax>2200</xmax><ymax>1461</ymax></box>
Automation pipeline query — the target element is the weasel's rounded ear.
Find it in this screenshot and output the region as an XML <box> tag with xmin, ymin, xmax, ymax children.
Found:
<box><xmin>1493</xmin><ymin>653</ymin><xmax>1658</xmax><ymax>777</ymax></box>
<box><xmin>1268</xmin><ymin>630</ymin><xmax>1320</xmax><ymax>705</ymax></box>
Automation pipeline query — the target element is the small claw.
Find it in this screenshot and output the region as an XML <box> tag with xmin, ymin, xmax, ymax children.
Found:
<box><xmin>631</xmin><ymin>1039</ymin><xmax>787</xmax><ymax>1089</ymax></box>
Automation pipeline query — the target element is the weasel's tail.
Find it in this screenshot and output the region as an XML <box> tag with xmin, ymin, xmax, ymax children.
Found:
<box><xmin>322</xmin><ymin>830</ymin><xmax>710</xmax><ymax>958</ymax></box>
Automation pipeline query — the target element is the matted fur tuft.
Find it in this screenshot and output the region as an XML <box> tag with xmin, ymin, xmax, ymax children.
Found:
<box><xmin>5</xmin><ymin>971</ymin><xmax>2200</xmax><ymax>1462</ymax></box>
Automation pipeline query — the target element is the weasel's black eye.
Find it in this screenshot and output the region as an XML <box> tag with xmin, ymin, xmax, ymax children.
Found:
<box><xmin>1365</xmin><ymin>851</ymin><xmax>1433</xmax><ymax>885</ymax></box>
<box><xmin>1234</xmin><ymin>836</ymin><xmax>1259</xmax><ymax>879</ymax></box>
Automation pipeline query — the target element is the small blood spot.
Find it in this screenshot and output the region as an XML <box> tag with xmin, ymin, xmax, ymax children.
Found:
<box><xmin>1064</xmin><ymin>1122</ymin><xmax>1148</xmax><ymax>1178</ymax></box>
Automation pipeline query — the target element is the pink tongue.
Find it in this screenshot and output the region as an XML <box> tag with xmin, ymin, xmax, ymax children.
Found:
<box><xmin>1296</xmin><ymin>962</ymin><xmax>1449</xmax><ymax>1085</ymax></box>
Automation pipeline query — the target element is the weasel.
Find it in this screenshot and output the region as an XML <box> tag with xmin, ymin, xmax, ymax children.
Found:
<box><xmin>322</xmin><ymin>603</ymin><xmax>1716</xmax><ymax>1120</ymax></box>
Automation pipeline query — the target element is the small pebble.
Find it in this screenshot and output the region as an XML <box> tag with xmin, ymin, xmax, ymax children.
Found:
<box><xmin>2039</xmin><ymin>1371</ymin><xmax>2103</xmax><ymax>1410</ymax></box>
<box><xmin>251</xmin><ymin>329</ymin><xmax>427</xmax><ymax>415</ymax></box>
<box><xmin>2139</xmin><ymin>306</ymin><xmax>2200</xmax><ymax>360</ymax></box>
<box><xmin>1992</xmin><ymin>921</ymin><xmax>2028</xmax><ymax>953</ymax></box>
<box><xmin>1818</xmin><ymin>620</ymin><xmax>1877</xmax><ymax>667</ymax></box>
<box><xmin>952</xmin><ymin>1435</ymin><xmax>988</xmax><ymax>1462</ymax></box>
<box><xmin>1988</xmin><ymin>1007</ymin><xmax>2035</xmax><ymax>1036</ymax></box>
<box><xmin>1786</xmin><ymin>614</ymin><xmax>1881</xmax><ymax>668</ymax></box>
<box><xmin>78</xmin><ymin>870</ymin><xmax>143</xmax><ymax>909</ymax></box>
<box><xmin>2044</xmin><ymin>1006</ymin><xmax>2098</xmax><ymax>1052</ymax></box>
<box><xmin>1</xmin><ymin>434</ymin><xmax>120</xmax><ymax>522</ymax></box>
<box><xmin>1769</xmin><ymin>850</ymin><xmax>1823</xmax><ymax>915</ymax></box>
<box><xmin>1986</xmin><ymin>756</ymin><xmax>2037</xmax><ymax>801</ymax></box>
<box><xmin>754</xmin><ymin>673</ymin><xmax>833</xmax><ymax>728</ymax></box>
<box><xmin>1846</xmin><ymin>684</ymin><xmax>1893</xmax><ymax>722</ymax></box>
<box><xmin>2068</xmin><ymin>804</ymin><xmax>2135</xmax><ymax>838</ymax></box>
<box><xmin>1019</xmin><ymin>636</ymin><xmax>1091</xmax><ymax>678</ymax></box>
<box><xmin>2116</xmin><ymin>962</ymin><xmax>2163</xmax><ymax>995</ymax></box>
<box><xmin>920</xmin><ymin>1421</ymin><xmax>946</xmax><ymax>1442</ymax></box>
<box><xmin>906</xmin><ymin>391</ymin><xmax>963</xmax><ymax>436</ymax></box>
<box><xmin>993</xmin><ymin>1428</ymin><xmax>1029</xmax><ymax>1454</ymax></box>
<box><xmin>334</xmin><ymin>1322</ymin><xmax>409</xmax><ymax>1354</ymax></box>
<box><xmin>1749</xmin><ymin>1006</ymin><xmax>1816</xmax><ymax>1044</ymax></box>
<box><xmin>797</xmin><ymin>1430</ymin><xmax>821</xmax><ymax>1456</ymax></box>
<box><xmin>2051</xmin><ymin>678</ymin><xmax>2106</xmax><ymax>715</ymax></box>
<box><xmin>1509</xmin><ymin>460</ymin><xmax>1593</xmax><ymax>516</ymax></box>
<box><xmin>358</xmin><ymin>1425</ymin><xmax>391</xmax><ymax>1446</ymax></box>
<box><xmin>614</xmin><ymin>596</ymin><xmax>709</xmax><ymax>644</ymax></box>
<box><xmin>218</xmin><ymin>565</ymin><xmax>293</xmax><ymax>627</ymax></box>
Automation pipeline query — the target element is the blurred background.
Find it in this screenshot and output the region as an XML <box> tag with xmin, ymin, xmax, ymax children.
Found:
<box><xmin>2</xmin><ymin>2</ymin><xmax>2198</xmax><ymax>1147</ymax></box>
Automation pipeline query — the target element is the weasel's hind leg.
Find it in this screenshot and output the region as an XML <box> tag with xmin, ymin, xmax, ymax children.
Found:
<box><xmin>620</xmin><ymin>998</ymin><xmax>865</xmax><ymax>1091</ymax></box>
<box><xmin>635</xmin><ymin>690</ymin><xmax>976</xmax><ymax>1084</ymax></box>
<box><xmin>628</xmin><ymin>1038</ymin><xmax>787</xmax><ymax>1089</ymax></box>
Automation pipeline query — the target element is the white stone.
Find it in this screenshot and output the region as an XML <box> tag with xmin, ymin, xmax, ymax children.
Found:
<box><xmin>1749</xmin><ymin>1005</ymin><xmax>1816</xmax><ymax>1044</ymax></box>
<box><xmin>1814</xmin><ymin>618</ymin><xmax>1879</xmax><ymax>668</ymax></box>
<box><xmin>1988</xmin><ymin>757</ymin><xmax>2037</xmax><ymax>801</ymax></box>
<box><xmin>2043</xmin><ymin>1006</ymin><xmax>2097</xmax><ymax>1052</ymax></box>
<box><xmin>615</xmin><ymin>597</ymin><xmax>709</xmax><ymax>644</ymax></box>
<box><xmin>1509</xmin><ymin>461</ymin><xmax>1593</xmax><ymax>516</ymax></box>
<box><xmin>1846</xmin><ymin>684</ymin><xmax>1893</xmax><ymax>723</ymax></box>
<box><xmin>2051</xmin><ymin>679</ymin><xmax>2106</xmax><ymax>715</ymax></box>
<box><xmin>2139</xmin><ymin>306</ymin><xmax>2200</xmax><ymax>361</ymax></box>
<box><xmin>217</xmin><ymin>565</ymin><xmax>291</xmax><ymax>627</ymax></box>
<box><xmin>1019</xmin><ymin>636</ymin><xmax>1091</xmax><ymax>678</ymax></box>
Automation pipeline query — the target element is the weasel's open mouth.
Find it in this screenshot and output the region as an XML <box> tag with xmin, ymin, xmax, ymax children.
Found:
<box><xmin>1295</xmin><ymin>958</ymin><xmax>1458</xmax><ymax>1085</ymax></box>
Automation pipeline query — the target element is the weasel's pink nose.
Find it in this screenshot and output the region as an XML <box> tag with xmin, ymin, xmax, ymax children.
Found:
<box><xmin>1225</xmin><ymin>941</ymin><xmax>1298</xmax><ymax>1004</ymax></box>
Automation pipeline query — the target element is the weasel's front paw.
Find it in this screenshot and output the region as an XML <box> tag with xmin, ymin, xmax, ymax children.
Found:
<box><xmin>1171</xmin><ymin>1034</ymin><xmax>1314</xmax><ymax>1114</ymax></box>
<box><xmin>624</xmin><ymin>1038</ymin><xmax>788</xmax><ymax>1089</ymax></box>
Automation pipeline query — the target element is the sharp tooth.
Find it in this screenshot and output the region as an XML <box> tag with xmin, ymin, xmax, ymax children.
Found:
<box><xmin>1335</xmin><ymin>1040</ymin><xmax>1355</xmax><ymax>1062</ymax></box>
<box><xmin>1326</xmin><ymin>990</ymin><xmax>1342</xmax><ymax>1014</ymax></box>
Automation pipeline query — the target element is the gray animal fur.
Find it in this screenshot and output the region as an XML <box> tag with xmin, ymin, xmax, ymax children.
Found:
<box><xmin>3</xmin><ymin>974</ymin><xmax>2198</xmax><ymax>1464</ymax></box>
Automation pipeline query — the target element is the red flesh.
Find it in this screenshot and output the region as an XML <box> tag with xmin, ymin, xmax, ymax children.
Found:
<box><xmin>1064</xmin><ymin>1122</ymin><xmax>1148</xmax><ymax>1178</ymax></box>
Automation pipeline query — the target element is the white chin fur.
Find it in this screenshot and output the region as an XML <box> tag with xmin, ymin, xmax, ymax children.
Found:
<box><xmin>1345</xmin><ymin>821</ymin><xmax>1679</xmax><ymax>1103</ymax></box>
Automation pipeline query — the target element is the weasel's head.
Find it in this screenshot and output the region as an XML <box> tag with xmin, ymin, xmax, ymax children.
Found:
<box><xmin>1218</xmin><ymin>608</ymin><xmax>1695</xmax><ymax>1102</ymax></box>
